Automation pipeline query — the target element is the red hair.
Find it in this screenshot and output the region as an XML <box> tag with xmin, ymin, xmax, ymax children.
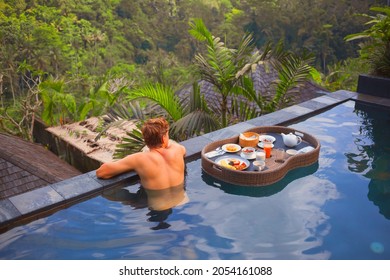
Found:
<box><xmin>141</xmin><ymin>117</ymin><xmax>169</xmax><ymax>148</ymax></box>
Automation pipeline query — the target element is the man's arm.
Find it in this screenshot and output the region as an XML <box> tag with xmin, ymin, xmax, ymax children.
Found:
<box><xmin>96</xmin><ymin>153</ymin><xmax>140</xmax><ymax>179</ymax></box>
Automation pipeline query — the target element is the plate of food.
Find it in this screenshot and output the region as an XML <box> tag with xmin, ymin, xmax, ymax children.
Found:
<box><xmin>259</xmin><ymin>135</ymin><xmax>276</xmax><ymax>143</ymax></box>
<box><xmin>216</xmin><ymin>155</ymin><xmax>250</xmax><ymax>171</ymax></box>
<box><xmin>241</xmin><ymin>147</ymin><xmax>256</xmax><ymax>159</ymax></box>
<box><xmin>222</xmin><ymin>143</ymin><xmax>241</xmax><ymax>153</ymax></box>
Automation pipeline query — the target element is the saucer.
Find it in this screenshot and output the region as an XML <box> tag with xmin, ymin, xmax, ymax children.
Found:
<box><xmin>258</xmin><ymin>142</ymin><xmax>274</xmax><ymax>148</ymax></box>
<box><xmin>259</xmin><ymin>135</ymin><xmax>276</xmax><ymax>143</ymax></box>
<box><xmin>286</xmin><ymin>149</ymin><xmax>297</xmax><ymax>156</ymax></box>
<box><xmin>240</xmin><ymin>152</ymin><xmax>256</xmax><ymax>160</ymax></box>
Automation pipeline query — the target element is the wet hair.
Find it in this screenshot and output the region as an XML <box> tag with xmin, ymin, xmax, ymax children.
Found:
<box><xmin>141</xmin><ymin>117</ymin><xmax>169</xmax><ymax>148</ymax></box>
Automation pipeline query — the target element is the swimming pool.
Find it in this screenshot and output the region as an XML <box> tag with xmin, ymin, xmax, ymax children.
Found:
<box><xmin>0</xmin><ymin>100</ymin><xmax>389</xmax><ymax>260</ymax></box>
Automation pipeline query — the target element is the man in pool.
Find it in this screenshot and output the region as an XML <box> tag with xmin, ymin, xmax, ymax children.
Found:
<box><xmin>96</xmin><ymin>117</ymin><xmax>186</xmax><ymax>190</ymax></box>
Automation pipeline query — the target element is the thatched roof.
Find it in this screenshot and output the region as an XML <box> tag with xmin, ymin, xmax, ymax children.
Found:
<box><xmin>177</xmin><ymin>63</ymin><xmax>328</xmax><ymax>112</ymax></box>
<box><xmin>0</xmin><ymin>133</ymin><xmax>81</xmax><ymax>199</ymax></box>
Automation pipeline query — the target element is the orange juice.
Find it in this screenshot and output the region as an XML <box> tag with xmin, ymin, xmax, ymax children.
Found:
<box><xmin>263</xmin><ymin>143</ymin><xmax>272</xmax><ymax>158</ymax></box>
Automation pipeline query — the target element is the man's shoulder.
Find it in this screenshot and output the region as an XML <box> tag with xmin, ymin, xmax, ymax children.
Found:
<box><xmin>169</xmin><ymin>141</ymin><xmax>186</xmax><ymax>154</ymax></box>
<box><xmin>124</xmin><ymin>151</ymin><xmax>160</xmax><ymax>168</ymax></box>
<box><xmin>124</xmin><ymin>151</ymin><xmax>152</xmax><ymax>161</ymax></box>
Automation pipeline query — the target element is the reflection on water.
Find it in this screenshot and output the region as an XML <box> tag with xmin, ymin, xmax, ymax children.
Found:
<box><xmin>289</xmin><ymin>101</ymin><xmax>390</xmax><ymax>259</ymax></box>
<box><xmin>103</xmin><ymin>184</ymin><xmax>188</xmax><ymax>230</ymax></box>
<box><xmin>196</xmin><ymin>173</ymin><xmax>338</xmax><ymax>259</ymax></box>
<box><xmin>202</xmin><ymin>162</ymin><xmax>319</xmax><ymax>197</ymax></box>
<box><xmin>347</xmin><ymin>102</ymin><xmax>390</xmax><ymax>219</ymax></box>
<box><xmin>293</xmin><ymin>101</ymin><xmax>390</xmax><ymax>222</ymax></box>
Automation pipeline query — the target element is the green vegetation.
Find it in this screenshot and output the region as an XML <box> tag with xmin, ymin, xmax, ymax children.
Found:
<box><xmin>0</xmin><ymin>0</ymin><xmax>388</xmax><ymax>144</ymax></box>
<box><xmin>345</xmin><ymin>6</ymin><xmax>390</xmax><ymax>78</ymax></box>
<box><xmin>104</xmin><ymin>18</ymin><xmax>314</xmax><ymax>157</ymax></box>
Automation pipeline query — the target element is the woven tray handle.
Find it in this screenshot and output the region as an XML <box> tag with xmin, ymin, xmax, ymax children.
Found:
<box><xmin>211</xmin><ymin>163</ymin><xmax>223</xmax><ymax>173</ymax></box>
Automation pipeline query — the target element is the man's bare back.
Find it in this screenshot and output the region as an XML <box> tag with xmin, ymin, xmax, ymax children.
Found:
<box><xmin>96</xmin><ymin>118</ymin><xmax>186</xmax><ymax>190</ymax></box>
<box><xmin>96</xmin><ymin>139</ymin><xmax>186</xmax><ymax>190</ymax></box>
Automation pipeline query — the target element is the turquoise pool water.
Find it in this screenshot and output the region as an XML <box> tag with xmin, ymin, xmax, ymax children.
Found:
<box><xmin>0</xmin><ymin>100</ymin><xmax>389</xmax><ymax>260</ymax></box>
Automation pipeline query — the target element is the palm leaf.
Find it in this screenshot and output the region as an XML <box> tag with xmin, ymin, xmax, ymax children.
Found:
<box><xmin>271</xmin><ymin>51</ymin><xmax>314</xmax><ymax>109</ymax></box>
<box><xmin>344</xmin><ymin>33</ymin><xmax>371</xmax><ymax>41</ymax></box>
<box><xmin>231</xmin><ymin>98</ymin><xmax>259</xmax><ymax>122</ymax></box>
<box><xmin>171</xmin><ymin>110</ymin><xmax>220</xmax><ymax>139</ymax></box>
<box><xmin>370</xmin><ymin>6</ymin><xmax>390</xmax><ymax>17</ymax></box>
<box><xmin>126</xmin><ymin>83</ymin><xmax>183</xmax><ymax>121</ymax></box>
<box><xmin>189</xmin><ymin>18</ymin><xmax>213</xmax><ymax>44</ymax></box>
<box><xmin>171</xmin><ymin>82</ymin><xmax>220</xmax><ymax>138</ymax></box>
<box><xmin>113</xmin><ymin>122</ymin><xmax>145</xmax><ymax>159</ymax></box>
<box><xmin>94</xmin><ymin>101</ymin><xmax>147</xmax><ymax>141</ymax></box>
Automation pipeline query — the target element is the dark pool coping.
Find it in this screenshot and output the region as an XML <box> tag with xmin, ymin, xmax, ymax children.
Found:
<box><xmin>1</xmin><ymin>89</ymin><xmax>386</xmax><ymax>231</ymax></box>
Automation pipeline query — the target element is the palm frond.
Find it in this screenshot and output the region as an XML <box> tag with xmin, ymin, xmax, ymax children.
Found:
<box><xmin>171</xmin><ymin>82</ymin><xmax>220</xmax><ymax>139</ymax></box>
<box><xmin>235</xmin><ymin>41</ymin><xmax>272</xmax><ymax>79</ymax></box>
<box><xmin>230</xmin><ymin>98</ymin><xmax>259</xmax><ymax>122</ymax></box>
<box><xmin>95</xmin><ymin>100</ymin><xmax>151</xmax><ymax>142</ymax></box>
<box><xmin>235</xmin><ymin>33</ymin><xmax>255</xmax><ymax>61</ymax></box>
<box><xmin>189</xmin><ymin>18</ymin><xmax>213</xmax><ymax>45</ymax></box>
<box><xmin>170</xmin><ymin>110</ymin><xmax>220</xmax><ymax>139</ymax></box>
<box><xmin>126</xmin><ymin>83</ymin><xmax>184</xmax><ymax>121</ymax></box>
<box><xmin>188</xmin><ymin>82</ymin><xmax>210</xmax><ymax>112</ymax></box>
<box><xmin>113</xmin><ymin>122</ymin><xmax>145</xmax><ymax>159</ymax></box>
<box><xmin>271</xmin><ymin>51</ymin><xmax>314</xmax><ymax>109</ymax></box>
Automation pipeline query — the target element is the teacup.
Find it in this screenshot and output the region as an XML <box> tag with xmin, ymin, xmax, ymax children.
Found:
<box><xmin>256</xmin><ymin>151</ymin><xmax>266</xmax><ymax>161</ymax></box>
<box><xmin>253</xmin><ymin>160</ymin><xmax>265</xmax><ymax>171</ymax></box>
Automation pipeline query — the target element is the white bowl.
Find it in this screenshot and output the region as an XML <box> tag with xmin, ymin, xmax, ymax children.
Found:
<box><xmin>259</xmin><ymin>135</ymin><xmax>276</xmax><ymax>143</ymax></box>
<box><xmin>253</xmin><ymin>160</ymin><xmax>265</xmax><ymax>171</ymax></box>
<box><xmin>241</xmin><ymin>147</ymin><xmax>256</xmax><ymax>158</ymax></box>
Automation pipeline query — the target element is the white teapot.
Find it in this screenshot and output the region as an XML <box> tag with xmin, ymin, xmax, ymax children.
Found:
<box><xmin>281</xmin><ymin>132</ymin><xmax>302</xmax><ymax>147</ymax></box>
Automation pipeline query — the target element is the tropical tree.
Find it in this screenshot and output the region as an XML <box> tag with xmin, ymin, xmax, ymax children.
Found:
<box><xmin>189</xmin><ymin>18</ymin><xmax>314</xmax><ymax>120</ymax></box>
<box><xmin>0</xmin><ymin>66</ymin><xmax>42</xmax><ymax>141</ymax></box>
<box><xmin>267</xmin><ymin>43</ymin><xmax>315</xmax><ymax>111</ymax></box>
<box><xmin>103</xmin><ymin>81</ymin><xmax>220</xmax><ymax>158</ymax></box>
<box><xmin>103</xmin><ymin>18</ymin><xmax>314</xmax><ymax>157</ymax></box>
<box><xmin>189</xmin><ymin>18</ymin><xmax>268</xmax><ymax>127</ymax></box>
<box><xmin>124</xmin><ymin>81</ymin><xmax>220</xmax><ymax>138</ymax></box>
<box><xmin>345</xmin><ymin>6</ymin><xmax>390</xmax><ymax>78</ymax></box>
<box><xmin>39</xmin><ymin>75</ymin><xmax>128</xmax><ymax>126</ymax></box>
<box><xmin>311</xmin><ymin>57</ymin><xmax>370</xmax><ymax>92</ymax></box>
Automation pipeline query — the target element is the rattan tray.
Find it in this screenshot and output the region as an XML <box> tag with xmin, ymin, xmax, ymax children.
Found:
<box><xmin>201</xmin><ymin>126</ymin><xmax>320</xmax><ymax>186</ymax></box>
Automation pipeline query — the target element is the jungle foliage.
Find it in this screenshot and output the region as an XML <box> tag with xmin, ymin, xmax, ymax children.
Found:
<box><xmin>0</xmin><ymin>0</ymin><xmax>388</xmax><ymax>141</ymax></box>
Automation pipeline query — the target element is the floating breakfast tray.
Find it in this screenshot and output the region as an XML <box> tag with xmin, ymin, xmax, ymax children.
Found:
<box><xmin>201</xmin><ymin>126</ymin><xmax>320</xmax><ymax>186</ymax></box>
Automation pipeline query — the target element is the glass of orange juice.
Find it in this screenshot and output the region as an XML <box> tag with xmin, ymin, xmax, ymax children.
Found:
<box><xmin>263</xmin><ymin>142</ymin><xmax>273</xmax><ymax>158</ymax></box>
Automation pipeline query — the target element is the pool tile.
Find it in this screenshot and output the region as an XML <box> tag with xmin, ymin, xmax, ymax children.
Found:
<box><xmin>312</xmin><ymin>96</ymin><xmax>341</xmax><ymax>105</ymax></box>
<box><xmin>203</xmin><ymin>127</ymin><xmax>238</xmax><ymax>141</ymax></box>
<box><xmin>181</xmin><ymin>135</ymin><xmax>212</xmax><ymax>157</ymax></box>
<box><xmin>88</xmin><ymin>170</ymin><xmax>138</xmax><ymax>189</ymax></box>
<box><xmin>0</xmin><ymin>199</ymin><xmax>21</xmax><ymax>222</ymax></box>
<box><xmin>327</xmin><ymin>90</ymin><xmax>357</xmax><ymax>101</ymax></box>
<box><xmin>355</xmin><ymin>93</ymin><xmax>390</xmax><ymax>108</ymax></box>
<box><xmin>9</xmin><ymin>186</ymin><xmax>64</xmax><ymax>215</ymax></box>
<box><xmin>226</xmin><ymin>122</ymin><xmax>256</xmax><ymax>133</ymax></box>
<box><xmin>51</xmin><ymin>173</ymin><xmax>104</xmax><ymax>200</ymax></box>
<box><xmin>281</xmin><ymin>105</ymin><xmax>313</xmax><ymax>116</ymax></box>
<box><xmin>299</xmin><ymin>99</ymin><xmax>329</xmax><ymax>111</ymax></box>
<box><xmin>247</xmin><ymin>110</ymin><xmax>294</xmax><ymax>126</ymax></box>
